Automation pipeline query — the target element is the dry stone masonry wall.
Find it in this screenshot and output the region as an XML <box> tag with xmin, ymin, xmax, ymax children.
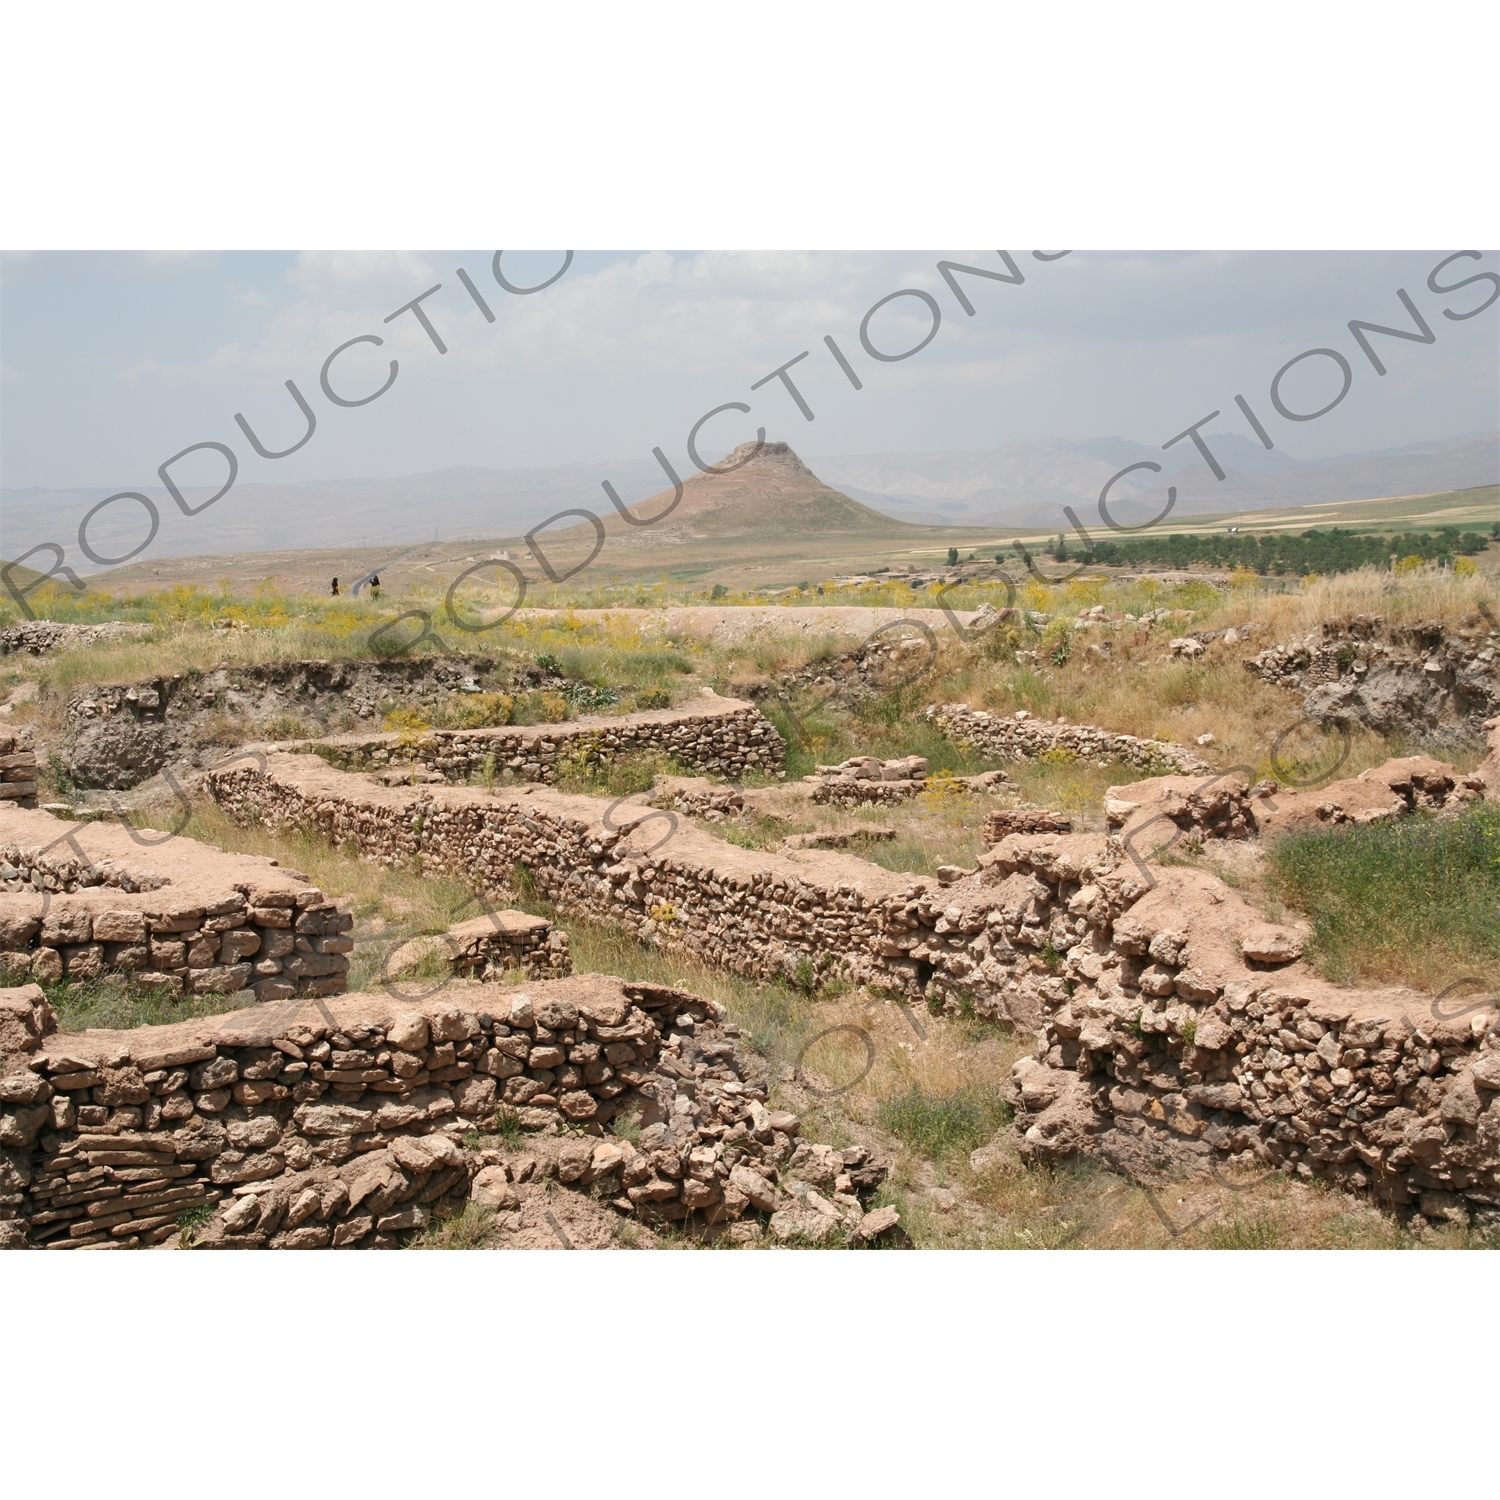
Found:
<box><xmin>0</xmin><ymin>977</ymin><xmax>889</xmax><ymax>1249</ymax></box>
<box><xmin>810</xmin><ymin>755</ymin><xmax>933</xmax><ymax>806</ymax></box>
<box><xmin>984</xmin><ymin>809</ymin><xmax>1072</xmax><ymax>839</ymax></box>
<box><xmin>205</xmin><ymin>753</ymin><xmax>959</xmax><ymax>1002</ymax></box>
<box><xmin>0</xmin><ymin>729</ymin><xmax>39</xmax><ymax>809</ymax></box>
<box><xmin>927</xmin><ymin>703</ymin><xmax>1211</xmax><ymax>774</ymax></box>
<box><xmin>1103</xmin><ymin>755</ymin><xmax>1487</xmax><ymax>846</ymax></box>
<box><xmin>198</xmin><ymin>730</ymin><xmax>1500</xmax><ymax>1224</ymax></box>
<box><xmin>386</xmin><ymin>912</ymin><xmax>572</xmax><ymax>984</ymax></box>
<box><xmin>0</xmin><ymin>621</ymin><xmax>154</xmax><ymax>657</ymax></box>
<box><xmin>0</xmin><ymin>803</ymin><xmax>352</xmax><ymax>1004</ymax></box>
<box><xmin>299</xmin><ymin>692</ymin><xmax>784</xmax><ymax>785</ymax></box>
<box><xmin>965</xmin><ymin>831</ymin><xmax>1500</xmax><ymax>1226</ymax></box>
<box><xmin>808</xmin><ymin>756</ymin><xmax>1010</xmax><ymax>807</ymax></box>
<box><xmin>646</xmin><ymin>775</ymin><xmax>746</xmax><ymax>822</ymax></box>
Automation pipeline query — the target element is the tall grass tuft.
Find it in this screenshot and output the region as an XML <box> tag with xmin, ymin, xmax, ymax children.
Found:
<box><xmin>876</xmin><ymin>1085</ymin><xmax>1011</xmax><ymax>1161</ymax></box>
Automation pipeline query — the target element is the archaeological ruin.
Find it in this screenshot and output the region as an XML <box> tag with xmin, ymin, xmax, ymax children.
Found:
<box><xmin>4</xmin><ymin>667</ymin><xmax>1499</xmax><ymax>1248</ymax></box>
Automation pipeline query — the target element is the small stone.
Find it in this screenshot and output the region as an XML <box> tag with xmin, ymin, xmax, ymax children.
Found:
<box><xmin>220</xmin><ymin>1195</ymin><xmax>260</xmax><ymax>1233</ymax></box>
<box><xmin>854</xmin><ymin>1205</ymin><xmax>901</xmax><ymax>1241</ymax></box>
<box><xmin>1240</xmin><ymin>924</ymin><xmax>1303</xmax><ymax>964</ymax></box>
<box><xmin>470</xmin><ymin>1165</ymin><xmax>519</xmax><ymax>1210</ymax></box>
<box><xmin>387</xmin><ymin>1013</ymin><xmax>430</xmax><ymax>1052</ymax></box>
<box><xmin>729</xmin><ymin>1165</ymin><xmax>778</xmax><ymax>1212</ymax></box>
<box><xmin>1470</xmin><ymin>1054</ymin><xmax>1500</xmax><ymax>1090</ymax></box>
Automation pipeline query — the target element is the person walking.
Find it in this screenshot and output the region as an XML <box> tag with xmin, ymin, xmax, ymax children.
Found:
<box><xmin>370</xmin><ymin>575</ymin><xmax>381</xmax><ymax>599</ymax></box>
<box><xmin>331</xmin><ymin>578</ymin><xmax>339</xmax><ymax>596</ymax></box>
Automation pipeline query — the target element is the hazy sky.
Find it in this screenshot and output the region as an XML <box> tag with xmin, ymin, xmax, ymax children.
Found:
<box><xmin>2</xmin><ymin>249</ymin><xmax>1496</xmax><ymax>498</ymax></box>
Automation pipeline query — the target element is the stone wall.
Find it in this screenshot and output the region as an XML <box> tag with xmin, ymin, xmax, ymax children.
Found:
<box><xmin>983</xmin><ymin>809</ymin><xmax>1072</xmax><ymax>839</ymax></box>
<box><xmin>386</xmin><ymin>911</ymin><xmax>572</xmax><ymax>984</ymax></box>
<box><xmin>647</xmin><ymin>775</ymin><xmax>746</xmax><ymax>821</ymax></box>
<box><xmin>199</xmin><ymin>746</ymin><xmax>1500</xmax><ymax>1221</ymax></box>
<box><xmin>298</xmin><ymin>692</ymin><xmax>784</xmax><ymax>785</ymax></box>
<box><xmin>927</xmin><ymin>703</ymin><xmax>1211</xmax><ymax>774</ymax></box>
<box><xmin>968</xmin><ymin>832</ymin><xmax>1500</xmax><ymax>1226</ymax></box>
<box><xmin>0</xmin><ymin>976</ymin><xmax>890</xmax><ymax>1249</ymax></box>
<box><xmin>0</xmin><ymin>887</ymin><xmax>352</xmax><ymax>1000</ymax></box>
<box><xmin>0</xmin><ymin>803</ymin><xmax>352</xmax><ymax>1003</ymax></box>
<box><xmin>0</xmin><ymin>729</ymin><xmax>38</xmax><ymax>809</ymax></box>
<box><xmin>204</xmin><ymin>752</ymin><xmax>946</xmax><ymax>1000</ymax></box>
<box><xmin>1102</xmin><ymin>755</ymin><xmax>1485</xmax><ymax>847</ymax></box>
<box><xmin>810</xmin><ymin>754</ymin><xmax>930</xmax><ymax>806</ymax></box>
<box><xmin>808</xmin><ymin>757</ymin><xmax>1010</xmax><ymax>808</ymax></box>
<box><xmin>0</xmin><ymin>621</ymin><xmax>154</xmax><ymax>657</ymax></box>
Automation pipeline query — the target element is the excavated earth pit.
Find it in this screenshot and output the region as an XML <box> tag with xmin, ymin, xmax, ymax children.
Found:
<box><xmin>58</xmin><ymin>655</ymin><xmax>559</xmax><ymax>791</ymax></box>
<box><xmin>1242</xmin><ymin>610</ymin><xmax>1500</xmax><ymax>745</ymax></box>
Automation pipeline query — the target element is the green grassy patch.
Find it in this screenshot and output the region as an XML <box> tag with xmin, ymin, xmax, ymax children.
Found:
<box><xmin>1265</xmin><ymin>804</ymin><xmax>1500</xmax><ymax>994</ymax></box>
<box><xmin>44</xmin><ymin>977</ymin><xmax>251</xmax><ymax>1035</ymax></box>
<box><xmin>875</xmin><ymin>1084</ymin><xmax>1011</xmax><ymax>1161</ymax></box>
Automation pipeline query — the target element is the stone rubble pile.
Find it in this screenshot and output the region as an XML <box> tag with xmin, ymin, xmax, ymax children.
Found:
<box><xmin>0</xmin><ymin>730</ymin><xmax>39</xmax><ymax>809</ymax></box>
<box><xmin>303</xmin><ymin>693</ymin><xmax>784</xmax><ymax>785</ymax></box>
<box><xmin>385</xmin><ymin>911</ymin><xmax>572</xmax><ymax>984</ymax></box>
<box><xmin>646</xmin><ymin>775</ymin><xmax>746</xmax><ymax>822</ymax></box>
<box><xmin>0</xmin><ymin>976</ymin><xmax>891</xmax><ymax>1249</ymax></box>
<box><xmin>0</xmin><ymin>803</ymin><xmax>352</xmax><ymax>1004</ymax></box>
<box><xmin>927</xmin><ymin>703</ymin><xmax>1211</xmax><ymax>774</ymax></box>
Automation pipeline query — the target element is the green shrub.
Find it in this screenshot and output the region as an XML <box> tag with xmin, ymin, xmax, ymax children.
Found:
<box><xmin>562</xmin><ymin>681</ymin><xmax>618</xmax><ymax>714</ymax></box>
<box><xmin>492</xmin><ymin>1107</ymin><xmax>523</xmax><ymax>1147</ymax></box>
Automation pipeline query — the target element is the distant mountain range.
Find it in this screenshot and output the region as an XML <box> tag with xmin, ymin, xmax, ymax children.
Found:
<box><xmin>809</xmin><ymin>432</ymin><xmax>1498</xmax><ymax>528</ymax></box>
<box><xmin>3</xmin><ymin>431</ymin><xmax>1494</xmax><ymax>570</ymax></box>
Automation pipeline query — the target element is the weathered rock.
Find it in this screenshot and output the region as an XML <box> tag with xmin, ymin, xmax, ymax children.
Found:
<box><xmin>1240</xmin><ymin>925</ymin><xmax>1303</xmax><ymax>964</ymax></box>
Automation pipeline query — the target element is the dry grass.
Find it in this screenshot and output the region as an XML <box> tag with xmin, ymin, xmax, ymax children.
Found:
<box><xmin>1236</xmin><ymin>564</ymin><xmax>1499</xmax><ymax>635</ymax></box>
<box><xmin>410</xmin><ymin>1202</ymin><xmax>498</xmax><ymax>1249</ymax></box>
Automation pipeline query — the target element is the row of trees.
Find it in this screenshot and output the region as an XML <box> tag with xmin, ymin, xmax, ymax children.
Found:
<box><xmin>1040</xmin><ymin>525</ymin><xmax>1493</xmax><ymax>576</ymax></box>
